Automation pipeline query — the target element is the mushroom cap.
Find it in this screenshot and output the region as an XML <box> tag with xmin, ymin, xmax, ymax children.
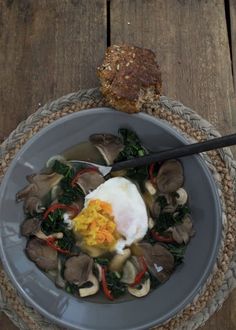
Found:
<box><xmin>89</xmin><ymin>133</ymin><xmax>124</xmax><ymax>165</ymax></box>
<box><xmin>26</xmin><ymin>238</ymin><xmax>58</xmax><ymax>271</ymax></box>
<box><xmin>21</xmin><ymin>218</ymin><xmax>41</xmax><ymax>237</ymax></box>
<box><xmin>139</xmin><ymin>243</ymin><xmax>174</xmax><ymax>283</ymax></box>
<box><xmin>24</xmin><ymin>196</ymin><xmax>45</xmax><ymax>216</ymax></box>
<box><xmin>64</xmin><ymin>254</ymin><xmax>93</xmax><ymax>286</ymax></box>
<box><xmin>75</xmin><ymin>171</ymin><xmax>105</xmax><ymax>194</ymax></box>
<box><xmin>17</xmin><ymin>172</ymin><xmax>63</xmax><ymax>201</ymax></box>
<box><xmin>168</xmin><ymin>216</ymin><xmax>195</xmax><ymax>244</ymax></box>
<box><xmin>156</xmin><ymin>160</ymin><xmax>184</xmax><ymax>193</ymax></box>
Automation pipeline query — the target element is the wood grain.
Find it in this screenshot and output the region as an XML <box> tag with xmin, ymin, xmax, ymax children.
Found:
<box><xmin>0</xmin><ymin>0</ymin><xmax>107</xmax><ymax>139</ymax></box>
<box><xmin>110</xmin><ymin>0</ymin><xmax>236</xmax><ymax>134</ymax></box>
<box><xmin>230</xmin><ymin>0</ymin><xmax>236</xmax><ymax>126</ymax></box>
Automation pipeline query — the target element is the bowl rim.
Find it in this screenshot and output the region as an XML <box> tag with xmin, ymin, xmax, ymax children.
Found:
<box><xmin>0</xmin><ymin>107</ymin><xmax>222</xmax><ymax>330</ymax></box>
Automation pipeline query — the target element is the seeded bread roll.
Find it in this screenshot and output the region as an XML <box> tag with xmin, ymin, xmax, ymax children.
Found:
<box><xmin>97</xmin><ymin>45</ymin><xmax>162</xmax><ymax>113</ymax></box>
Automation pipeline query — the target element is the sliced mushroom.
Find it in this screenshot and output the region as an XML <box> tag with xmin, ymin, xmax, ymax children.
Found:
<box><xmin>55</xmin><ymin>258</ymin><xmax>66</xmax><ymax>289</ymax></box>
<box><xmin>175</xmin><ymin>188</ymin><xmax>188</xmax><ymax>205</ymax></box>
<box><xmin>64</xmin><ymin>254</ymin><xmax>93</xmax><ymax>286</ymax></box>
<box><xmin>148</xmin><ymin>217</ymin><xmax>155</xmax><ymax>230</ymax></box>
<box><xmin>139</xmin><ymin>243</ymin><xmax>174</xmax><ymax>283</ymax></box>
<box><xmin>17</xmin><ymin>172</ymin><xmax>63</xmax><ymax>201</ymax></box>
<box><xmin>167</xmin><ymin>216</ymin><xmax>195</xmax><ymax>244</ymax></box>
<box><xmin>34</xmin><ymin>230</ymin><xmax>63</xmax><ymax>240</ymax></box>
<box><xmin>95</xmin><ymin>263</ymin><xmax>103</xmax><ymax>282</ymax></box>
<box><xmin>26</xmin><ymin>237</ymin><xmax>58</xmax><ymax>271</ymax></box>
<box><xmin>89</xmin><ymin>133</ymin><xmax>124</xmax><ymax>165</ymax></box>
<box><xmin>21</xmin><ymin>218</ymin><xmax>41</xmax><ymax>237</ymax></box>
<box><xmin>128</xmin><ymin>277</ymin><xmax>151</xmax><ymax>297</ymax></box>
<box><xmin>156</xmin><ymin>160</ymin><xmax>184</xmax><ymax>193</ymax></box>
<box><xmin>145</xmin><ymin>180</ymin><xmax>157</xmax><ymax>195</ymax></box>
<box><xmin>121</xmin><ymin>260</ymin><xmax>138</xmax><ymax>284</ymax></box>
<box><xmin>79</xmin><ymin>274</ymin><xmax>99</xmax><ymax>297</ymax></box>
<box><xmin>109</xmin><ymin>249</ymin><xmax>131</xmax><ymax>272</ymax></box>
<box><xmin>75</xmin><ymin>171</ymin><xmax>105</xmax><ymax>194</ymax></box>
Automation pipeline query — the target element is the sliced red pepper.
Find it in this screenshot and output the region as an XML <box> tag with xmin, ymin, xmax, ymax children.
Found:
<box><xmin>71</xmin><ymin>167</ymin><xmax>98</xmax><ymax>187</ymax></box>
<box><xmin>131</xmin><ymin>256</ymin><xmax>148</xmax><ymax>287</ymax></box>
<box><xmin>151</xmin><ymin>230</ymin><xmax>175</xmax><ymax>243</ymax></box>
<box><xmin>46</xmin><ymin>237</ymin><xmax>70</xmax><ymax>254</ymax></box>
<box><xmin>43</xmin><ymin>203</ymin><xmax>79</xmax><ymax>220</ymax></box>
<box><xmin>149</xmin><ymin>163</ymin><xmax>156</xmax><ymax>185</ymax></box>
<box><xmin>101</xmin><ymin>266</ymin><xmax>114</xmax><ymax>300</ymax></box>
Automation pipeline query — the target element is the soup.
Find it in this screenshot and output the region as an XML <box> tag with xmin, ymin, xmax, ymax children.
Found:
<box><xmin>17</xmin><ymin>128</ymin><xmax>194</xmax><ymax>300</ymax></box>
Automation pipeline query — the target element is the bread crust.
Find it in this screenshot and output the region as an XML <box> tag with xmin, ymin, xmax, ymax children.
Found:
<box><xmin>97</xmin><ymin>45</ymin><xmax>162</xmax><ymax>113</ymax></box>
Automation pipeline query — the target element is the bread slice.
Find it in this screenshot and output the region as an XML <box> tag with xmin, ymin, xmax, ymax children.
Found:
<box><xmin>97</xmin><ymin>45</ymin><xmax>162</xmax><ymax>113</ymax></box>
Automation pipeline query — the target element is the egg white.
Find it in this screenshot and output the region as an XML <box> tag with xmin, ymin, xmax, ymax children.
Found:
<box><xmin>85</xmin><ymin>177</ymin><xmax>148</xmax><ymax>253</ymax></box>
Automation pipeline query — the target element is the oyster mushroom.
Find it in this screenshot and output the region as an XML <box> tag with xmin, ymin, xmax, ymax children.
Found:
<box><xmin>64</xmin><ymin>254</ymin><xmax>93</xmax><ymax>286</ymax></box>
<box><xmin>16</xmin><ymin>172</ymin><xmax>63</xmax><ymax>214</ymax></box>
<box><xmin>109</xmin><ymin>249</ymin><xmax>131</xmax><ymax>272</ymax></box>
<box><xmin>17</xmin><ymin>172</ymin><xmax>63</xmax><ymax>201</ymax></box>
<box><xmin>21</xmin><ymin>218</ymin><xmax>41</xmax><ymax>237</ymax></box>
<box><xmin>128</xmin><ymin>277</ymin><xmax>151</xmax><ymax>297</ymax></box>
<box><xmin>167</xmin><ymin>216</ymin><xmax>195</xmax><ymax>244</ymax></box>
<box><xmin>75</xmin><ymin>171</ymin><xmax>105</xmax><ymax>194</ymax></box>
<box><xmin>89</xmin><ymin>133</ymin><xmax>124</xmax><ymax>165</ymax></box>
<box><xmin>156</xmin><ymin>160</ymin><xmax>184</xmax><ymax>193</ymax></box>
<box><xmin>139</xmin><ymin>243</ymin><xmax>174</xmax><ymax>283</ymax></box>
<box><xmin>121</xmin><ymin>260</ymin><xmax>138</xmax><ymax>284</ymax></box>
<box><xmin>26</xmin><ymin>237</ymin><xmax>58</xmax><ymax>271</ymax></box>
<box><xmin>24</xmin><ymin>196</ymin><xmax>45</xmax><ymax>215</ymax></box>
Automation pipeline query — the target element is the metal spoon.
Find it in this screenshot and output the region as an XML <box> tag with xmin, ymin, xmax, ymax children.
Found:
<box><xmin>70</xmin><ymin>133</ymin><xmax>236</xmax><ymax>177</ymax></box>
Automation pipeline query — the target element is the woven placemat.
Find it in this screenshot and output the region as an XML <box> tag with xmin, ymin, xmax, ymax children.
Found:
<box><xmin>0</xmin><ymin>88</ymin><xmax>236</xmax><ymax>330</ymax></box>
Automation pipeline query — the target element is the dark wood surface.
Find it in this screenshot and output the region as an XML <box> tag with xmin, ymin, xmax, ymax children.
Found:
<box><xmin>0</xmin><ymin>0</ymin><xmax>236</xmax><ymax>329</ymax></box>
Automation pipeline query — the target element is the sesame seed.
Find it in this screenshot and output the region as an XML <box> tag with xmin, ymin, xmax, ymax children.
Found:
<box><xmin>116</xmin><ymin>64</ymin><xmax>120</xmax><ymax>70</ymax></box>
<box><xmin>125</xmin><ymin>75</ymin><xmax>130</xmax><ymax>79</ymax></box>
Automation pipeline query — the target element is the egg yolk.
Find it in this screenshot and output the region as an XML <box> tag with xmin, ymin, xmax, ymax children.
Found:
<box><xmin>73</xmin><ymin>199</ymin><xmax>119</xmax><ymax>249</ymax></box>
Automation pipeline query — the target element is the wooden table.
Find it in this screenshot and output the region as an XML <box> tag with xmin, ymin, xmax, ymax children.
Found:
<box><xmin>0</xmin><ymin>1</ymin><xmax>236</xmax><ymax>329</ymax></box>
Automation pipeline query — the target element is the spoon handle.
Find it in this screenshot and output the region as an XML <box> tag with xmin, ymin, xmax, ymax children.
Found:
<box><xmin>111</xmin><ymin>133</ymin><xmax>236</xmax><ymax>172</ymax></box>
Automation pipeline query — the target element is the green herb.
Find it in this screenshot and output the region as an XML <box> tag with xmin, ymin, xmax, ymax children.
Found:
<box><xmin>52</xmin><ymin>160</ymin><xmax>74</xmax><ymax>179</ymax></box>
<box><xmin>157</xmin><ymin>195</ymin><xmax>168</xmax><ymax>210</ymax></box>
<box><xmin>166</xmin><ymin>244</ymin><xmax>186</xmax><ymax>266</ymax></box>
<box><xmin>154</xmin><ymin>205</ymin><xmax>190</xmax><ymax>233</ymax></box>
<box><xmin>57</xmin><ymin>230</ymin><xmax>75</xmax><ymax>251</ymax></box>
<box><xmin>65</xmin><ymin>282</ymin><xmax>78</xmax><ymax>294</ymax></box>
<box><xmin>149</xmin><ymin>273</ymin><xmax>161</xmax><ymax>289</ymax></box>
<box><xmin>105</xmin><ymin>271</ymin><xmax>126</xmax><ymax>298</ymax></box>
<box><xmin>58</xmin><ymin>179</ymin><xmax>84</xmax><ymax>205</ymax></box>
<box><xmin>115</xmin><ymin>128</ymin><xmax>149</xmax><ymax>182</ymax></box>
<box><xmin>116</xmin><ymin>128</ymin><xmax>148</xmax><ymax>161</ymax></box>
<box><xmin>94</xmin><ymin>258</ymin><xmax>109</xmax><ymax>266</ymax></box>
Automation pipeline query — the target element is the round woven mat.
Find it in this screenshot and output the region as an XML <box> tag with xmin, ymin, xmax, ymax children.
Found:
<box><xmin>0</xmin><ymin>88</ymin><xmax>236</xmax><ymax>330</ymax></box>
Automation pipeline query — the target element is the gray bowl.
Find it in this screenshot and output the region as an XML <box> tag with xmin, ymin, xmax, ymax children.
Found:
<box><xmin>0</xmin><ymin>108</ymin><xmax>221</xmax><ymax>330</ymax></box>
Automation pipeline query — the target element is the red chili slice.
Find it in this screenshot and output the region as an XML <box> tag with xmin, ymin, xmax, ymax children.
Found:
<box><xmin>43</xmin><ymin>203</ymin><xmax>79</xmax><ymax>220</ymax></box>
<box><xmin>46</xmin><ymin>237</ymin><xmax>70</xmax><ymax>254</ymax></box>
<box><xmin>130</xmin><ymin>256</ymin><xmax>148</xmax><ymax>287</ymax></box>
<box><xmin>149</xmin><ymin>163</ymin><xmax>156</xmax><ymax>185</ymax></box>
<box><xmin>101</xmin><ymin>266</ymin><xmax>114</xmax><ymax>300</ymax></box>
<box><xmin>151</xmin><ymin>230</ymin><xmax>175</xmax><ymax>243</ymax></box>
<box><xmin>71</xmin><ymin>167</ymin><xmax>98</xmax><ymax>187</ymax></box>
